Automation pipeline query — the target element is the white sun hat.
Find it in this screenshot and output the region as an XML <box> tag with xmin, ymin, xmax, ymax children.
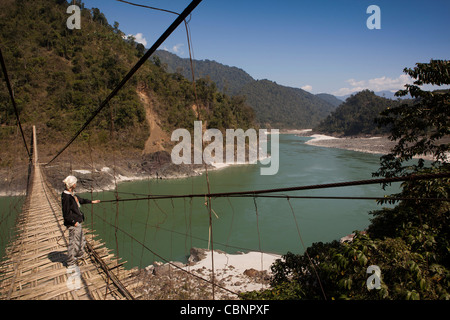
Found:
<box><xmin>63</xmin><ymin>175</ymin><xmax>77</xmax><ymax>189</ymax></box>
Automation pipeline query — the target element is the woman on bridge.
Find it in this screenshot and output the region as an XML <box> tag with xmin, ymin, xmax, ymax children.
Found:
<box><xmin>61</xmin><ymin>175</ymin><xmax>100</xmax><ymax>267</ymax></box>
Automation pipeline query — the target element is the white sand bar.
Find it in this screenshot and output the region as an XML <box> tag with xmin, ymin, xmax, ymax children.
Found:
<box><xmin>184</xmin><ymin>250</ymin><xmax>281</xmax><ymax>297</ymax></box>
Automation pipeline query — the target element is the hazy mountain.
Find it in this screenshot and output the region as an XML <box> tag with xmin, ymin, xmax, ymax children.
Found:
<box><xmin>315</xmin><ymin>93</ymin><xmax>343</xmax><ymax>107</ymax></box>
<box><xmin>336</xmin><ymin>90</ymin><xmax>411</xmax><ymax>101</ymax></box>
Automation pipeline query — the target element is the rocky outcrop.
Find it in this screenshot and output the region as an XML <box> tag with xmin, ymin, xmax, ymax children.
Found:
<box><xmin>187</xmin><ymin>247</ymin><xmax>209</xmax><ymax>265</ymax></box>
<box><xmin>243</xmin><ymin>268</ymin><xmax>270</xmax><ymax>283</ymax></box>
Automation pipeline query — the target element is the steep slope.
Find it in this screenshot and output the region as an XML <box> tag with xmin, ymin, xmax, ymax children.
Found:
<box><xmin>0</xmin><ymin>0</ymin><xmax>149</xmax><ymax>163</ymax></box>
<box><xmin>137</xmin><ymin>88</ymin><xmax>170</xmax><ymax>155</ymax></box>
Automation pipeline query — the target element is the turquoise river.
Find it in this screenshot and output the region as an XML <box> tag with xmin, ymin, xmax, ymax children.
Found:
<box><xmin>1</xmin><ymin>135</ymin><xmax>401</xmax><ymax>269</ymax></box>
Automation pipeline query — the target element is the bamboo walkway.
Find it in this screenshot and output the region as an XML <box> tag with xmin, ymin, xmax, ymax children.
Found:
<box><xmin>0</xmin><ymin>128</ymin><xmax>140</xmax><ymax>300</ymax></box>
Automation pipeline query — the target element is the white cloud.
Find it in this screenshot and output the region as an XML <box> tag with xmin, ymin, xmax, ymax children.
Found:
<box><xmin>172</xmin><ymin>43</ymin><xmax>184</xmax><ymax>55</ymax></box>
<box><xmin>301</xmin><ymin>85</ymin><xmax>313</xmax><ymax>92</ymax></box>
<box><xmin>162</xmin><ymin>43</ymin><xmax>185</xmax><ymax>56</ymax></box>
<box><xmin>133</xmin><ymin>33</ymin><xmax>147</xmax><ymax>47</ymax></box>
<box><xmin>333</xmin><ymin>74</ymin><xmax>413</xmax><ymax>96</ymax></box>
<box><xmin>125</xmin><ymin>33</ymin><xmax>148</xmax><ymax>47</ymax></box>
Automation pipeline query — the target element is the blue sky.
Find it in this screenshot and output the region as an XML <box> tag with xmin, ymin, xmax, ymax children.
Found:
<box><xmin>79</xmin><ymin>0</ymin><xmax>450</xmax><ymax>95</ymax></box>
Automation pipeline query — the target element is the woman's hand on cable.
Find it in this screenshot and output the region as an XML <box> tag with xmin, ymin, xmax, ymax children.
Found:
<box><xmin>92</xmin><ymin>200</ymin><xmax>101</xmax><ymax>204</ymax></box>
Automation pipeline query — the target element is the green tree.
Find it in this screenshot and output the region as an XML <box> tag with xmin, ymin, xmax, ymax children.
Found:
<box><xmin>374</xmin><ymin>60</ymin><xmax>450</xmax><ymax>179</ymax></box>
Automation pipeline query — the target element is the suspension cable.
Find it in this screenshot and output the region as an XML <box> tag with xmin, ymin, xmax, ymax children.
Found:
<box><xmin>0</xmin><ymin>48</ymin><xmax>31</xmax><ymax>161</ymax></box>
<box><xmin>115</xmin><ymin>0</ymin><xmax>179</xmax><ymax>16</ymax></box>
<box><xmin>98</xmin><ymin>172</ymin><xmax>450</xmax><ymax>203</ymax></box>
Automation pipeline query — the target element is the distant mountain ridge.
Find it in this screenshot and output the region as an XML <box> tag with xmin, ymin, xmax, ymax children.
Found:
<box><xmin>154</xmin><ymin>50</ymin><xmax>338</xmax><ymax>129</ymax></box>
<box><xmin>336</xmin><ymin>90</ymin><xmax>411</xmax><ymax>101</ymax></box>
<box><xmin>154</xmin><ymin>50</ymin><xmax>253</xmax><ymax>96</ymax></box>
<box><xmin>315</xmin><ymin>93</ymin><xmax>343</xmax><ymax>107</ymax></box>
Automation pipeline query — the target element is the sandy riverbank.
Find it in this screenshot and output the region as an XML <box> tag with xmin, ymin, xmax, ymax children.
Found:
<box><xmin>131</xmin><ymin>248</ymin><xmax>281</xmax><ymax>300</ymax></box>
<box><xmin>185</xmin><ymin>249</ymin><xmax>280</xmax><ymax>296</ymax></box>
<box><xmin>0</xmin><ymin>146</ymin><xmax>275</xmax><ymax>196</ymax></box>
<box><xmin>305</xmin><ymin>134</ymin><xmax>440</xmax><ymax>161</ymax></box>
<box><xmin>279</xmin><ymin>129</ymin><xmax>397</xmax><ymax>156</ymax></box>
<box><xmin>287</xmin><ymin>129</ymin><xmax>444</xmax><ymax>161</ymax></box>
<box><xmin>305</xmin><ymin>134</ymin><xmax>396</xmax><ymax>156</ymax></box>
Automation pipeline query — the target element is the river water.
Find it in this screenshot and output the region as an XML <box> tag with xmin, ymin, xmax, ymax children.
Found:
<box><xmin>0</xmin><ymin>135</ymin><xmax>400</xmax><ymax>267</ymax></box>
<box><xmin>77</xmin><ymin>134</ymin><xmax>399</xmax><ymax>269</ymax></box>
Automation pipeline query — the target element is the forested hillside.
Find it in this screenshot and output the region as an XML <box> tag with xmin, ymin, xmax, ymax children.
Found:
<box><xmin>313</xmin><ymin>90</ymin><xmax>406</xmax><ymax>136</ymax></box>
<box><xmin>315</xmin><ymin>93</ymin><xmax>343</xmax><ymax>108</ymax></box>
<box><xmin>238</xmin><ymin>80</ymin><xmax>336</xmax><ymax>129</ymax></box>
<box><xmin>0</xmin><ymin>0</ymin><xmax>254</xmax><ymax>166</ymax></box>
<box><xmin>155</xmin><ymin>51</ymin><xmax>337</xmax><ymax>129</ymax></box>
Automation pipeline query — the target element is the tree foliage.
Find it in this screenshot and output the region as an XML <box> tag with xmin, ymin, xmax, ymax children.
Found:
<box><xmin>374</xmin><ymin>60</ymin><xmax>450</xmax><ymax>179</ymax></box>
<box><xmin>243</xmin><ymin>171</ymin><xmax>450</xmax><ymax>300</ymax></box>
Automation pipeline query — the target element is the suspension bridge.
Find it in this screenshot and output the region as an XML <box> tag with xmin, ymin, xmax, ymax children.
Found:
<box><xmin>0</xmin><ymin>126</ymin><xmax>138</xmax><ymax>300</ymax></box>
<box><xmin>1</xmin><ymin>0</ymin><xmax>449</xmax><ymax>301</ymax></box>
<box><xmin>0</xmin><ymin>0</ymin><xmax>202</xmax><ymax>300</ymax></box>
